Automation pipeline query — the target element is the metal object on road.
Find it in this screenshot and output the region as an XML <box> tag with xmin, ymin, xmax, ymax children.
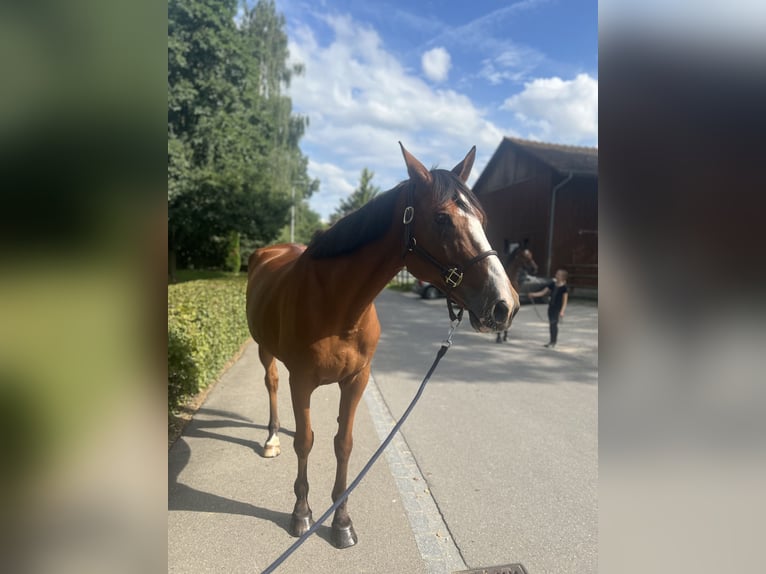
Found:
<box><xmin>454</xmin><ymin>564</ymin><xmax>529</xmax><ymax>574</ymax></box>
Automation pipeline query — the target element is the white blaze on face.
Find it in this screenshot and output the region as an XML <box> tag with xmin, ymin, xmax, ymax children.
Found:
<box><xmin>455</xmin><ymin>192</ymin><xmax>511</xmax><ymax>293</ymax></box>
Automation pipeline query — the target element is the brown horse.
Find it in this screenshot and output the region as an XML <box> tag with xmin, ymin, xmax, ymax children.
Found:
<box><xmin>497</xmin><ymin>247</ymin><xmax>538</xmax><ymax>342</ymax></box>
<box><xmin>246</xmin><ymin>144</ymin><xmax>519</xmax><ymax>549</ymax></box>
<box><xmin>505</xmin><ymin>247</ymin><xmax>539</xmax><ymax>290</ymax></box>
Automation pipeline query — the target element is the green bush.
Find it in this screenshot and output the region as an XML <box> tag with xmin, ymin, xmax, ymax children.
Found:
<box><xmin>168</xmin><ymin>276</ymin><xmax>249</xmax><ymax>411</ymax></box>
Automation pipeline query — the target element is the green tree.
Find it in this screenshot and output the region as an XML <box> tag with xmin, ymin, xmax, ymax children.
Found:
<box><xmin>168</xmin><ymin>0</ymin><xmax>316</xmax><ymax>271</ymax></box>
<box><xmin>168</xmin><ymin>0</ymin><xmax>249</xmax><ymax>189</ymax></box>
<box><xmin>330</xmin><ymin>168</ymin><xmax>380</xmax><ymax>224</ymax></box>
<box><xmin>277</xmin><ymin>199</ymin><xmax>326</xmax><ymax>245</ymax></box>
<box><xmin>240</xmin><ymin>0</ymin><xmax>318</xmax><ymax>212</ymax></box>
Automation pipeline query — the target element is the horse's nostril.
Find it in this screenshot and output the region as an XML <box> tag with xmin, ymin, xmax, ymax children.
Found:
<box><xmin>493</xmin><ymin>300</ymin><xmax>511</xmax><ymax>324</ymax></box>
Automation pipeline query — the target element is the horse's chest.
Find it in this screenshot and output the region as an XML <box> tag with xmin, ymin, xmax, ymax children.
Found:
<box><xmin>301</xmin><ymin>330</ymin><xmax>379</xmax><ymax>384</ymax></box>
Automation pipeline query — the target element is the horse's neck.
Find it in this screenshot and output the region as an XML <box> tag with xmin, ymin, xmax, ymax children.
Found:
<box><xmin>350</xmin><ymin>241</ymin><xmax>404</xmax><ymax>308</ymax></box>
<box><xmin>302</xmin><ymin>226</ymin><xmax>405</xmax><ymax>322</ymax></box>
<box><xmin>506</xmin><ymin>258</ymin><xmax>522</xmax><ymax>279</ymax></box>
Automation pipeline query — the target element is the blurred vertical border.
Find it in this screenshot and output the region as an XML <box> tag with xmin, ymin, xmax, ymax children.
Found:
<box><xmin>3</xmin><ymin>0</ymin><xmax>765</xmax><ymax>571</ymax></box>
<box><xmin>0</xmin><ymin>1</ymin><xmax>166</xmax><ymax>572</ymax></box>
<box><xmin>600</xmin><ymin>1</ymin><xmax>766</xmax><ymax>572</ymax></box>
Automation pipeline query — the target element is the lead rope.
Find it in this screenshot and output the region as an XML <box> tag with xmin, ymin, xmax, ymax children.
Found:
<box><xmin>260</xmin><ymin>312</ymin><xmax>463</xmax><ymax>574</ymax></box>
<box><xmin>528</xmin><ymin>292</ymin><xmax>546</xmax><ymax>322</ymax></box>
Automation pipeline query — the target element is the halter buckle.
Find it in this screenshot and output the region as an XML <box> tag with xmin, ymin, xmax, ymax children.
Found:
<box><xmin>444</xmin><ymin>268</ymin><xmax>463</xmax><ymax>288</ymax></box>
<box><xmin>402</xmin><ymin>206</ymin><xmax>414</xmax><ymax>224</ymax></box>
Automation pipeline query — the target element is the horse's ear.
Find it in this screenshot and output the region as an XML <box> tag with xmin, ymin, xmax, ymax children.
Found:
<box><xmin>399</xmin><ymin>142</ymin><xmax>432</xmax><ymax>187</ymax></box>
<box><xmin>451</xmin><ymin>146</ymin><xmax>476</xmax><ymax>183</ymax></box>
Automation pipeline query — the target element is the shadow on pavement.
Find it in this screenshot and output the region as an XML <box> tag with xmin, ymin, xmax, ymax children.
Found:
<box><xmin>169</xmin><ymin>418</ymin><xmax>339</xmax><ymax>544</ymax></box>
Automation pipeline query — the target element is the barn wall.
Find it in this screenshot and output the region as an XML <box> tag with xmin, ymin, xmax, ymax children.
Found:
<box><xmin>476</xmin><ymin>143</ymin><xmax>536</xmax><ymax>193</ymax></box>
<box><xmin>473</xmin><ymin>142</ymin><xmax>598</xmax><ymax>294</ymax></box>
<box><xmin>551</xmin><ymin>176</ymin><xmax>598</xmax><ymax>289</ymax></box>
<box><xmin>477</xmin><ymin>169</ymin><xmax>553</xmax><ymax>271</ymax></box>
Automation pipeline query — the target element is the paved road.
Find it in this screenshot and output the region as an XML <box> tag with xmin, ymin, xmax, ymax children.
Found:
<box><xmin>168</xmin><ymin>289</ymin><xmax>597</xmax><ymax>574</ymax></box>
<box><xmin>372</xmin><ymin>290</ymin><xmax>598</xmax><ymax>574</ymax></box>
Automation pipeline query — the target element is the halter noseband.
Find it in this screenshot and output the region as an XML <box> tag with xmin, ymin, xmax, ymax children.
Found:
<box><xmin>401</xmin><ymin>186</ymin><xmax>498</xmax><ymax>320</ymax></box>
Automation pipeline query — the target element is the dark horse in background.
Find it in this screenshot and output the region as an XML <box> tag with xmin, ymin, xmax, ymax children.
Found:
<box><xmin>246</xmin><ymin>144</ymin><xmax>519</xmax><ymax>548</ymax></box>
<box><xmin>497</xmin><ymin>246</ymin><xmax>540</xmax><ymax>343</ymax></box>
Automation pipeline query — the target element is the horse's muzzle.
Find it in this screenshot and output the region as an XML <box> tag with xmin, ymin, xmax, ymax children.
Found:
<box><xmin>492</xmin><ymin>300</ymin><xmax>512</xmax><ymax>325</ymax></box>
<box><xmin>468</xmin><ymin>298</ymin><xmax>516</xmax><ymax>333</ymax></box>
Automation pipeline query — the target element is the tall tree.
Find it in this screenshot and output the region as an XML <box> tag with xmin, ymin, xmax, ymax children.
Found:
<box><xmin>330</xmin><ymin>168</ymin><xmax>381</xmax><ymax>224</ymax></box>
<box><xmin>240</xmin><ymin>0</ymin><xmax>316</xmax><ymax>208</ymax></box>
<box><xmin>168</xmin><ymin>0</ymin><xmax>316</xmax><ymax>271</ymax></box>
<box><xmin>276</xmin><ymin>199</ymin><xmax>327</xmax><ymax>245</ymax></box>
<box><xmin>168</xmin><ymin>0</ymin><xmax>247</xmax><ymax>189</ymax></box>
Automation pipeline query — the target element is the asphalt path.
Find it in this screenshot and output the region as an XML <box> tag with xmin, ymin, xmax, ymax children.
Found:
<box><xmin>168</xmin><ymin>288</ymin><xmax>597</xmax><ymax>574</ymax></box>
<box><xmin>372</xmin><ymin>289</ymin><xmax>598</xmax><ymax>574</ymax></box>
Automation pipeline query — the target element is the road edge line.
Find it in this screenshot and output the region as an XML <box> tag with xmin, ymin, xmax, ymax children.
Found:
<box><xmin>364</xmin><ymin>372</ymin><xmax>467</xmax><ymax>574</ymax></box>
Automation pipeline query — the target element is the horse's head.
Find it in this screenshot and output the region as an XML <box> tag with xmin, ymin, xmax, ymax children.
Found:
<box><xmin>399</xmin><ymin>143</ymin><xmax>519</xmax><ymax>333</ymax></box>
<box><xmin>520</xmin><ymin>249</ymin><xmax>539</xmax><ymax>275</ymax></box>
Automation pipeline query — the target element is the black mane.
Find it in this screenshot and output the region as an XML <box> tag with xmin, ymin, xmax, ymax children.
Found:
<box><xmin>305</xmin><ymin>169</ymin><xmax>485</xmax><ymax>260</ymax></box>
<box><xmin>429</xmin><ymin>169</ymin><xmax>486</xmax><ymax>222</ymax></box>
<box><xmin>306</xmin><ymin>182</ymin><xmax>405</xmax><ymax>259</ymax></box>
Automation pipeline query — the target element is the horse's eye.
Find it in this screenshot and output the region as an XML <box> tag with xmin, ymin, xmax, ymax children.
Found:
<box><xmin>434</xmin><ymin>213</ymin><xmax>452</xmax><ymax>226</ymax></box>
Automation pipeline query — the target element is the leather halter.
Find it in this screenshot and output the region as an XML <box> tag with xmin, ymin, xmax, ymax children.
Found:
<box><xmin>401</xmin><ymin>185</ymin><xmax>498</xmax><ymax>321</ymax></box>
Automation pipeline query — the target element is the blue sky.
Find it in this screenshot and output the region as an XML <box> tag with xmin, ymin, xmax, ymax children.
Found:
<box><xmin>271</xmin><ymin>0</ymin><xmax>598</xmax><ymax>220</ymax></box>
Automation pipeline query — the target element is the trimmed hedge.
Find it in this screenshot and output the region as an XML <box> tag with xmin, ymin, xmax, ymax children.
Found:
<box><xmin>168</xmin><ymin>276</ymin><xmax>249</xmax><ymax>411</ymax></box>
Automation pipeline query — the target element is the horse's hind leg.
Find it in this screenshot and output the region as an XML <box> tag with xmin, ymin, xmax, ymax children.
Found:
<box><xmin>258</xmin><ymin>346</ymin><xmax>281</xmax><ymax>458</ymax></box>
<box><xmin>330</xmin><ymin>366</ymin><xmax>370</xmax><ymax>548</ymax></box>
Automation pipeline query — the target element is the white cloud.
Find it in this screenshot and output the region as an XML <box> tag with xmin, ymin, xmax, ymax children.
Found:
<box><xmin>287</xmin><ymin>15</ymin><xmax>506</xmax><ymax>220</ymax></box>
<box><xmin>305</xmin><ymin>159</ymin><xmax>356</xmax><ymax>219</ymax></box>
<box><xmin>477</xmin><ymin>46</ymin><xmax>544</xmax><ymax>86</ymax></box>
<box><xmin>501</xmin><ymin>73</ymin><xmax>598</xmax><ymax>145</ymax></box>
<box><xmin>421</xmin><ymin>47</ymin><xmax>451</xmax><ymax>82</ymax></box>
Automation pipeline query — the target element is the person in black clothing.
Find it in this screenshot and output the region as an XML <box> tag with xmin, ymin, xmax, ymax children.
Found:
<box><xmin>528</xmin><ymin>269</ymin><xmax>569</xmax><ymax>348</ymax></box>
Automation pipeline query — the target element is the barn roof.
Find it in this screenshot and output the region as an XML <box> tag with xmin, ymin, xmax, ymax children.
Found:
<box><xmin>505</xmin><ymin>138</ymin><xmax>598</xmax><ymax>175</ymax></box>
<box><xmin>473</xmin><ymin>137</ymin><xmax>598</xmax><ymax>193</ymax></box>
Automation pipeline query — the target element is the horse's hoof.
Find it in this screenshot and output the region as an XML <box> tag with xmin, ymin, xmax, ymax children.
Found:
<box><xmin>262</xmin><ymin>444</ymin><xmax>281</xmax><ymax>458</ymax></box>
<box><xmin>263</xmin><ymin>436</ymin><xmax>280</xmax><ymax>458</ymax></box>
<box><xmin>289</xmin><ymin>513</ymin><xmax>314</xmax><ymax>537</ymax></box>
<box><xmin>331</xmin><ymin>523</ymin><xmax>358</xmax><ymax>549</ymax></box>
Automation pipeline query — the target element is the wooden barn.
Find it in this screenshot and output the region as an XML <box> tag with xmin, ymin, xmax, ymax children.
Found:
<box><xmin>472</xmin><ymin>137</ymin><xmax>598</xmax><ymax>296</ymax></box>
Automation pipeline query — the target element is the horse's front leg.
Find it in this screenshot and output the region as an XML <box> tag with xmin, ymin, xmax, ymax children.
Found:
<box><xmin>330</xmin><ymin>365</ymin><xmax>370</xmax><ymax>548</ymax></box>
<box><xmin>258</xmin><ymin>346</ymin><xmax>281</xmax><ymax>457</ymax></box>
<box><xmin>288</xmin><ymin>381</ymin><xmax>315</xmax><ymax>537</ymax></box>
